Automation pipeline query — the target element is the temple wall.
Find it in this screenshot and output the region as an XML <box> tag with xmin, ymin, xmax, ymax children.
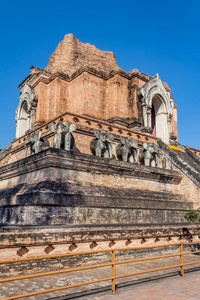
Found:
<box><xmin>82</xmin><ymin>72</ymin><xmax>106</xmax><ymax>119</ymax></box>
<box><xmin>105</xmin><ymin>75</ymin><xmax>130</xmax><ymax>120</ymax></box>
<box><xmin>33</xmin><ymin>73</ymin><xmax>144</xmax><ymax>124</ymax></box>
<box><xmin>34</xmin><ymin>82</ymin><xmax>47</xmax><ymax>125</ymax></box>
<box><xmin>59</xmin><ymin>79</ymin><xmax>69</xmax><ymax>117</ymax></box>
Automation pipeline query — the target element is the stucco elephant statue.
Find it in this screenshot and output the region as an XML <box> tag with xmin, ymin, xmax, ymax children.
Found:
<box><xmin>48</xmin><ymin>121</ymin><xmax>77</xmax><ymax>151</ymax></box>
<box><xmin>139</xmin><ymin>142</ymin><xmax>159</xmax><ymax>167</ymax></box>
<box><xmin>90</xmin><ymin>129</ymin><xmax>114</xmax><ymax>158</ymax></box>
<box><xmin>24</xmin><ymin>130</ymin><xmax>50</xmax><ymax>157</ymax></box>
<box><xmin>116</xmin><ymin>137</ymin><xmax>138</xmax><ymax>163</ymax></box>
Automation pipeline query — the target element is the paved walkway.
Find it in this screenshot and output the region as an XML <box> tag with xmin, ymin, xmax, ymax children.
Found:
<box><xmin>68</xmin><ymin>268</ymin><xmax>200</xmax><ymax>300</ymax></box>
<box><xmin>1</xmin><ymin>255</ymin><xmax>200</xmax><ymax>299</ymax></box>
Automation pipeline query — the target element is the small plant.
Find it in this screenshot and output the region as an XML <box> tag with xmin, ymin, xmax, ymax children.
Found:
<box><xmin>184</xmin><ymin>208</ymin><xmax>200</xmax><ymax>237</ymax></box>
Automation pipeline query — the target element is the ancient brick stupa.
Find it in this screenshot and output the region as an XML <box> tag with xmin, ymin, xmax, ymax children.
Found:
<box><xmin>0</xmin><ymin>34</ymin><xmax>200</xmax><ymax>272</ymax></box>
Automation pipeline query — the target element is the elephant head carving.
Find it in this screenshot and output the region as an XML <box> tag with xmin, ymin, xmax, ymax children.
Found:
<box><xmin>116</xmin><ymin>137</ymin><xmax>138</xmax><ymax>163</ymax></box>
<box><xmin>139</xmin><ymin>142</ymin><xmax>159</xmax><ymax>167</ymax></box>
<box><xmin>24</xmin><ymin>130</ymin><xmax>50</xmax><ymax>157</ymax></box>
<box><xmin>48</xmin><ymin>121</ymin><xmax>77</xmax><ymax>151</ymax></box>
<box><xmin>90</xmin><ymin>129</ymin><xmax>114</xmax><ymax>158</ymax></box>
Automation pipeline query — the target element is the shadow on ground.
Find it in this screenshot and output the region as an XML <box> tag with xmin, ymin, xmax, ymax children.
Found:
<box><xmin>49</xmin><ymin>267</ymin><xmax>200</xmax><ymax>300</ymax></box>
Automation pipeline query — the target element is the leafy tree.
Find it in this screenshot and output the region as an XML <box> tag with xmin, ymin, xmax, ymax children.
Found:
<box><xmin>184</xmin><ymin>208</ymin><xmax>200</xmax><ymax>237</ymax></box>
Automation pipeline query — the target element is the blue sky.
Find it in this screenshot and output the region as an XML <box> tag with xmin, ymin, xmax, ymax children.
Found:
<box><xmin>0</xmin><ymin>0</ymin><xmax>200</xmax><ymax>149</ymax></box>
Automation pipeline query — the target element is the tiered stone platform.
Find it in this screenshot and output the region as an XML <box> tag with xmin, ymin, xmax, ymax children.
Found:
<box><xmin>0</xmin><ymin>148</ymin><xmax>195</xmax><ymax>242</ymax></box>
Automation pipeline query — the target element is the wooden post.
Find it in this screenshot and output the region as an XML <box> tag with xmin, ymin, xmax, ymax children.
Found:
<box><xmin>180</xmin><ymin>243</ymin><xmax>184</xmax><ymax>277</ymax></box>
<box><xmin>112</xmin><ymin>250</ymin><xmax>116</xmax><ymax>293</ymax></box>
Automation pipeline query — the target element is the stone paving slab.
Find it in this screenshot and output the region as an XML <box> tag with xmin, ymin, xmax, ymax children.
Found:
<box><xmin>1</xmin><ymin>254</ymin><xmax>200</xmax><ymax>299</ymax></box>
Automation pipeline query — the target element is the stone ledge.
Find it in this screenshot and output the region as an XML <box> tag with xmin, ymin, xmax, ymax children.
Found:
<box><xmin>0</xmin><ymin>224</ymin><xmax>197</xmax><ymax>247</ymax></box>
<box><xmin>0</xmin><ymin>148</ymin><xmax>182</xmax><ymax>184</ymax></box>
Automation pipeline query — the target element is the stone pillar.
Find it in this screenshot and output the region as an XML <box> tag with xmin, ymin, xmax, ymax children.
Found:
<box><xmin>27</xmin><ymin>111</ymin><xmax>31</xmax><ymax>131</ymax></box>
<box><xmin>141</xmin><ymin>98</ymin><xmax>147</xmax><ymax>127</ymax></box>
<box><xmin>146</xmin><ymin>105</ymin><xmax>152</xmax><ymax>128</ymax></box>
<box><xmin>30</xmin><ymin>110</ymin><xmax>36</xmax><ymax>130</ymax></box>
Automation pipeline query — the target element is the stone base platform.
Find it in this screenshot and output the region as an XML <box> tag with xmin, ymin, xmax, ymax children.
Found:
<box><xmin>0</xmin><ymin>148</ymin><xmax>187</xmax><ymax>226</ymax></box>
<box><xmin>0</xmin><ymin>148</ymin><xmax>195</xmax><ymax>244</ymax></box>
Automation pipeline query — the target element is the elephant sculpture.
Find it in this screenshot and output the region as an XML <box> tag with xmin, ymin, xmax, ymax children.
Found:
<box><xmin>139</xmin><ymin>142</ymin><xmax>159</xmax><ymax>167</ymax></box>
<box><xmin>24</xmin><ymin>130</ymin><xmax>50</xmax><ymax>157</ymax></box>
<box><xmin>116</xmin><ymin>137</ymin><xmax>138</xmax><ymax>163</ymax></box>
<box><xmin>90</xmin><ymin>129</ymin><xmax>114</xmax><ymax>158</ymax></box>
<box><xmin>48</xmin><ymin>121</ymin><xmax>77</xmax><ymax>151</ymax></box>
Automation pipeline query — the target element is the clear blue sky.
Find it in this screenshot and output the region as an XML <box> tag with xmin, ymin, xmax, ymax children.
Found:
<box><xmin>0</xmin><ymin>0</ymin><xmax>200</xmax><ymax>149</ymax></box>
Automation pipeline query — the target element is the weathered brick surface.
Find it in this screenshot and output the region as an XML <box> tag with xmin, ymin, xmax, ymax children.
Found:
<box><xmin>45</xmin><ymin>34</ymin><xmax>119</xmax><ymax>76</ymax></box>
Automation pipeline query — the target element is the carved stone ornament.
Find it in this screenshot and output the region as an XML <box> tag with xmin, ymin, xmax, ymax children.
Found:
<box><xmin>116</xmin><ymin>136</ymin><xmax>138</xmax><ymax>163</ymax></box>
<box><xmin>139</xmin><ymin>142</ymin><xmax>159</xmax><ymax>167</ymax></box>
<box><xmin>48</xmin><ymin>121</ymin><xmax>77</xmax><ymax>151</ymax></box>
<box><xmin>170</xmin><ymin>133</ymin><xmax>177</xmax><ymax>141</ymax></box>
<box><xmin>24</xmin><ymin>131</ymin><xmax>50</xmax><ymax>157</ymax></box>
<box><xmin>169</xmin><ymin>133</ymin><xmax>179</xmax><ymax>146</ymax></box>
<box><xmin>90</xmin><ymin>129</ymin><xmax>114</xmax><ymax>158</ymax></box>
<box><xmin>20</xmin><ymin>84</ymin><xmax>37</xmax><ymax>111</ymax></box>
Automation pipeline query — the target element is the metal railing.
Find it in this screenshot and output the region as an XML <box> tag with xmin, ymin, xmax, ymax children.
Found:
<box><xmin>0</xmin><ymin>241</ymin><xmax>200</xmax><ymax>299</ymax></box>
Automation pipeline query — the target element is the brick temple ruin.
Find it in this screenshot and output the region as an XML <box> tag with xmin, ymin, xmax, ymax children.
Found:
<box><xmin>0</xmin><ymin>33</ymin><xmax>200</xmax><ymax>274</ymax></box>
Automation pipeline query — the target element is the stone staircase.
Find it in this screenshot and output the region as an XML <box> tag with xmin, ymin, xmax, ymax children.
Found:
<box><xmin>158</xmin><ymin>140</ymin><xmax>200</xmax><ymax>188</ymax></box>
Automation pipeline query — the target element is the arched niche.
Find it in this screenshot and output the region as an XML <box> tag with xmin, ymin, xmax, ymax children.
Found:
<box><xmin>151</xmin><ymin>95</ymin><xmax>169</xmax><ymax>142</ymax></box>
<box><xmin>138</xmin><ymin>74</ymin><xmax>174</xmax><ymax>143</ymax></box>
<box><xmin>16</xmin><ymin>84</ymin><xmax>37</xmax><ymax>138</ymax></box>
<box><xmin>18</xmin><ymin>101</ymin><xmax>29</xmax><ymax>137</ymax></box>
